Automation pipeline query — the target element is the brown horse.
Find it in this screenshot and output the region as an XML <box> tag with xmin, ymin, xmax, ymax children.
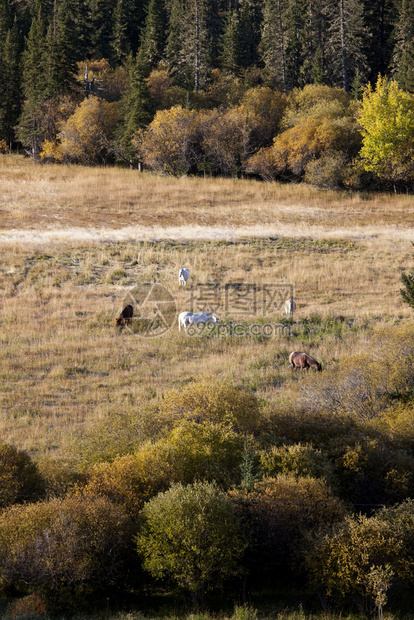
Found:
<box><xmin>115</xmin><ymin>304</ymin><xmax>134</xmax><ymax>329</ymax></box>
<box><xmin>289</xmin><ymin>351</ymin><xmax>322</xmax><ymax>372</ymax></box>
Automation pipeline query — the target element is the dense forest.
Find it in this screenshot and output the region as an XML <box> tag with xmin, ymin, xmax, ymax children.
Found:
<box><xmin>1</xmin><ymin>0</ymin><xmax>414</xmax><ymax>188</ymax></box>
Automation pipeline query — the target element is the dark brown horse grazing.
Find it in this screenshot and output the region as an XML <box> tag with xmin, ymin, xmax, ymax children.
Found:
<box><xmin>115</xmin><ymin>304</ymin><xmax>134</xmax><ymax>329</ymax></box>
<box><xmin>289</xmin><ymin>351</ymin><xmax>322</xmax><ymax>372</ymax></box>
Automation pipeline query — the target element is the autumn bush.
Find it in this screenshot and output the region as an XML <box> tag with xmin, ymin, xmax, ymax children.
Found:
<box><xmin>137</xmin><ymin>481</ymin><xmax>247</xmax><ymax>603</ymax></box>
<box><xmin>304</xmin><ymin>151</ymin><xmax>348</xmax><ymax>188</ymax></box>
<box><xmin>41</xmin><ymin>96</ymin><xmax>119</xmax><ymax>164</ymax></box>
<box><xmin>246</xmin><ymin>85</ymin><xmax>360</xmax><ymax>182</ymax></box>
<box><xmin>6</xmin><ymin>593</ymin><xmax>48</xmax><ymax>620</ymax></box>
<box><xmin>259</xmin><ymin>443</ymin><xmax>334</xmax><ymax>483</ymax></box>
<box><xmin>229</xmin><ymin>474</ymin><xmax>346</xmax><ymax>578</ymax></box>
<box><xmin>137</xmin><ymin>105</ymin><xmax>198</xmax><ymax>175</ymax></box>
<box><xmin>78</xmin><ymin>443</ymin><xmax>173</xmax><ymax>519</ymax></box>
<box><xmin>0</xmin><ymin>496</ymin><xmax>134</xmax><ymax>599</ymax></box>
<box><xmin>306</xmin><ymin>500</ymin><xmax>414</xmax><ymax>612</ymax></box>
<box><xmin>0</xmin><ymin>443</ymin><xmax>45</xmax><ymax>508</ymax></box>
<box><xmin>80</xmin><ymin>421</ymin><xmax>252</xmax><ymax>518</ymax></box>
<box><xmin>159</xmin><ymin>375</ymin><xmax>262</xmax><ymax>434</ymax></box>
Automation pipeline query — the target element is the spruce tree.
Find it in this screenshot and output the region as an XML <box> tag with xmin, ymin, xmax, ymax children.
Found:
<box><xmin>45</xmin><ymin>0</ymin><xmax>78</xmax><ymax>98</ymax></box>
<box><xmin>261</xmin><ymin>0</ymin><xmax>288</xmax><ymax>90</ymax></box>
<box><xmin>0</xmin><ymin>0</ymin><xmax>12</xmax><ymax>41</ymax></box>
<box><xmin>391</xmin><ymin>0</ymin><xmax>414</xmax><ymax>92</ymax></box>
<box><xmin>87</xmin><ymin>0</ymin><xmax>118</xmax><ymax>60</ymax></box>
<box><xmin>112</xmin><ymin>0</ymin><xmax>132</xmax><ymax>63</ymax></box>
<box><xmin>219</xmin><ymin>8</ymin><xmax>241</xmax><ymax>75</ymax></box>
<box><xmin>238</xmin><ymin>0</ymin><xmax>262</xmax><ymax>69</ymax></box>
<box><xmin>0</xmin><ymin>21</ymin><xmax>21</xmax><ymax>146</ymax></box>
<box><xmin>138</xmin><ymin>0</ymin><xmax>168</xmax><ymax>72</ymax></box>
<box><xmin>168</xmin><ymin>0</ymin><xmax>212</xmax><ymax>91</ymax></box>
<box><xmin>165</xmin><ymin>0</ymin><xmax>183</xmax><ymax>82</ymax></box>
<box><xmin>361</xmin><ymin>0</ymin><xmax>395</xmax><ymax>84</ymax></box>
<box><xmin>16</xmin><ymin>8</ymin><xmax>48</xmax><ymax>155</ymax></box>
<box><xmin>324</xmin><ymin>0</ymin><xmax>368</xmax><ymax>91</ymax></box>
<box><xmin>120</xmin><ymin>54</ymin><xmax>154</xmax><ymax>163</ymax></box>
<box><xmin>284</xmin><ymin>0</ymin><xmax>308</xmax><ymax>89</ymax></box>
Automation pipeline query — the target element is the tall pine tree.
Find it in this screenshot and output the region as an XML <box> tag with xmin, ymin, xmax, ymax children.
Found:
<box><xmin>17</xmin><ymin>8</ymin><xmax>48</xmax><ymax>155</ymax></box>
<box><xmin>324</xmin><ymin>0</ymin><xmax>368</xmax><ymax>91</ymax></box>
<box><xmin>138</xmin><ymin>0</ymin><xmax>168</xmax><ymax>73</ymax></box>
<box><xmin>391</xmin><ymin>0</ymin><xmax>414</xmax><ymax>92</ymax></box>
<box><xmin>120</xmin><ymin>54</ymin><xmax>154</xmax><ymax>164</ymax></box>
<box><xmin>0</xmin><ymin>20</ymin><xmax>22</xmax><ymax>146</ymax></box>
<box><xmin>219</xmin><ymin>8</ymin><xmax>241</xmax><ymax>75</ymax></box>
<box><xmin>261</xmin><ymin>0</ymin><xmax>288</xmax><ymax>90</ymax></box>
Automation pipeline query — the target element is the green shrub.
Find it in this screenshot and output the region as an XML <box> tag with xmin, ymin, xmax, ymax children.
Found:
<box><xmin>0</xmin><ymin>443</ymin><xmax>45</xmax><ymax>508</ymax></box>
<box><xmin>137</xmin><ymin>481</ymin><xmax>247</xmax><ymax>603</ymax></box>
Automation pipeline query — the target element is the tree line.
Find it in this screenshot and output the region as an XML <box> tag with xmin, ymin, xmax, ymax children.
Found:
<box><xmin>0</xmin><ymin>0</ymin><xmax>414</xmax><ymax>189</ymax></box>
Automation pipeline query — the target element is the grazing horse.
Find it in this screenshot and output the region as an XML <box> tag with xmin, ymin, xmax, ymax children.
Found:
<box><xmin>285</xmin><ymin>298</ymin><xmax>296</xmax><ymax>318</ymax></box>
<box><xmin>115</xmin><ymin>304</ymin><xmax>133</xmax><ymax>329</ymax></box>
<box><xmin>289</xmin><ymin>351</ymin><xmax>322</xmax><ymax>372</ymax></box>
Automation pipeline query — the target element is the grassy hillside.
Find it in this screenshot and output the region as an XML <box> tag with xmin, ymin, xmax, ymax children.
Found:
<box><xmin>1</xmin><ymin>156</ymin><xmax>414</xmax><ymax>618</ymax></box>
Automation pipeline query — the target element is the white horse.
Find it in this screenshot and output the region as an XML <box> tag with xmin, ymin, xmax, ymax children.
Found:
<box><xmin>179</xmin><ymin>268</ymin><xmax>190</xmax><ymax>286</ymax></box>
<box><xmin>178</xmin><ymin>311</ymin><xmax>219</xmax><ymax>332</ymax></box>
<box><xmin>284</xmin><ymin>298</ymin><xmax>296</xmax><ymax>318</ymax></box>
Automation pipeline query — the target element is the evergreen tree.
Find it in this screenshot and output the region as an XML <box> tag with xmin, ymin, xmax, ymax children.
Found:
<box><xmin>303</xmin><ymin>0</ymin><xmax>328</xmax><ymax>85</ymax></box>
<box><xmin>219</xmin><ymin>8</ymin><xmax>241</xmax><ymax>75</ymax></box>
<box><xmin>0</xmin><ymin>21</ymin><xmax>22</xmax><ymax>146</ymax></box>
<box><xmin>284</xmin><ymin>0</ymin><xmax>308</xmax><ymax>88</ymax></box>
<box><xmin>391</xmin><ymin>0</ymin><xmax>414</xmax><ymax>92</ymax></box>
<box><xmin>17</xmin><ymin>8</ymin><xmax>48</xmax><ymax>155</ymax></box>
<box><xmin>238</xmin><ymin>0</ymin><xmax>262</xmax><ymax>69</ymax></box>
<box><xmin>87</xmin><ymin>0</ymin><xmax>118</xmax><ymax>60</ymax></box>
<box><xmin>45</xmin><ymin>0</ymin><xmax>78</xmax><ymax>98</ymax></box>
<box><xmin>138</xmin><ymin>0</ymin><xmax>168</xmax><ymax>72</ymax></box>
<box><xmin>167</xmin><ymin>0</ymin><xmax>212</xmax><ymax>91</ymax></box>
<box><xmin>261</xmin><ymin>0</ymin><xmax>288</xmax><ymax>90</ymax></box>
<box><xmin>112</xmin><ymin>0</ymin><xmax>132</xmax><ymax>63</ymax></box>
<box><xmin>361</xmin><ymin>0</ymin><xmax>396</xmax><ymax>84</ymax></box>
<box><xmin>0</xmin><ymin>0</ymin><xmax>12</xmax><ymax>41</ymax></box>
<box><xmin>324</xmin><ymin>0</ymin><xmax>368</xmax><ymax>91</ymax></box>
<box><xmin>120</xmin><ymin>54</ymin><xmax>154</xmax><ymax>163</ymax></box>
<box><xmin>165</xmin><ymin>0</ymin><xmax>183</xmax><ymax>82</ymax></box>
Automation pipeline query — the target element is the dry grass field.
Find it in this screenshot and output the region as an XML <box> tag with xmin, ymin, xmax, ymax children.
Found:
<box><xmin>1</xmin><ymin>155</ymin><xmax>414</xmax><ymax>471</ymax></box>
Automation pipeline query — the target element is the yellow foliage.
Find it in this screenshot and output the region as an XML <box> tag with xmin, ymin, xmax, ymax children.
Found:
<box><xmin>79</xmin><ymin>443</ymin><xmax>172</xmax><ymax>518</ymax></box>
<box><xmin>59</xmin><ymin>96</ymin><xmax>119</xmax><ymax>164</ymax></box>
<box><xmin>40</xmin><ymin>139</ymin><xmax>63</xmax><ymax>162</ymax></box>
<box><xmin>159</xmin><ymin>375</ymin><xmax>261</xmax><ymax>434</ymax></box>
<box><xmin>139</xmin><ymin>105</ymin><xmax>197</xmax><ymax>174</ymax></box>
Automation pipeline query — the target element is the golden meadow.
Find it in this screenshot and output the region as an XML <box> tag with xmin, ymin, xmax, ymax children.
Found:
<box><xmin>1</xmin><ymin>154</ymin><xmax>413</xmax><ymax>468</ymax></box>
